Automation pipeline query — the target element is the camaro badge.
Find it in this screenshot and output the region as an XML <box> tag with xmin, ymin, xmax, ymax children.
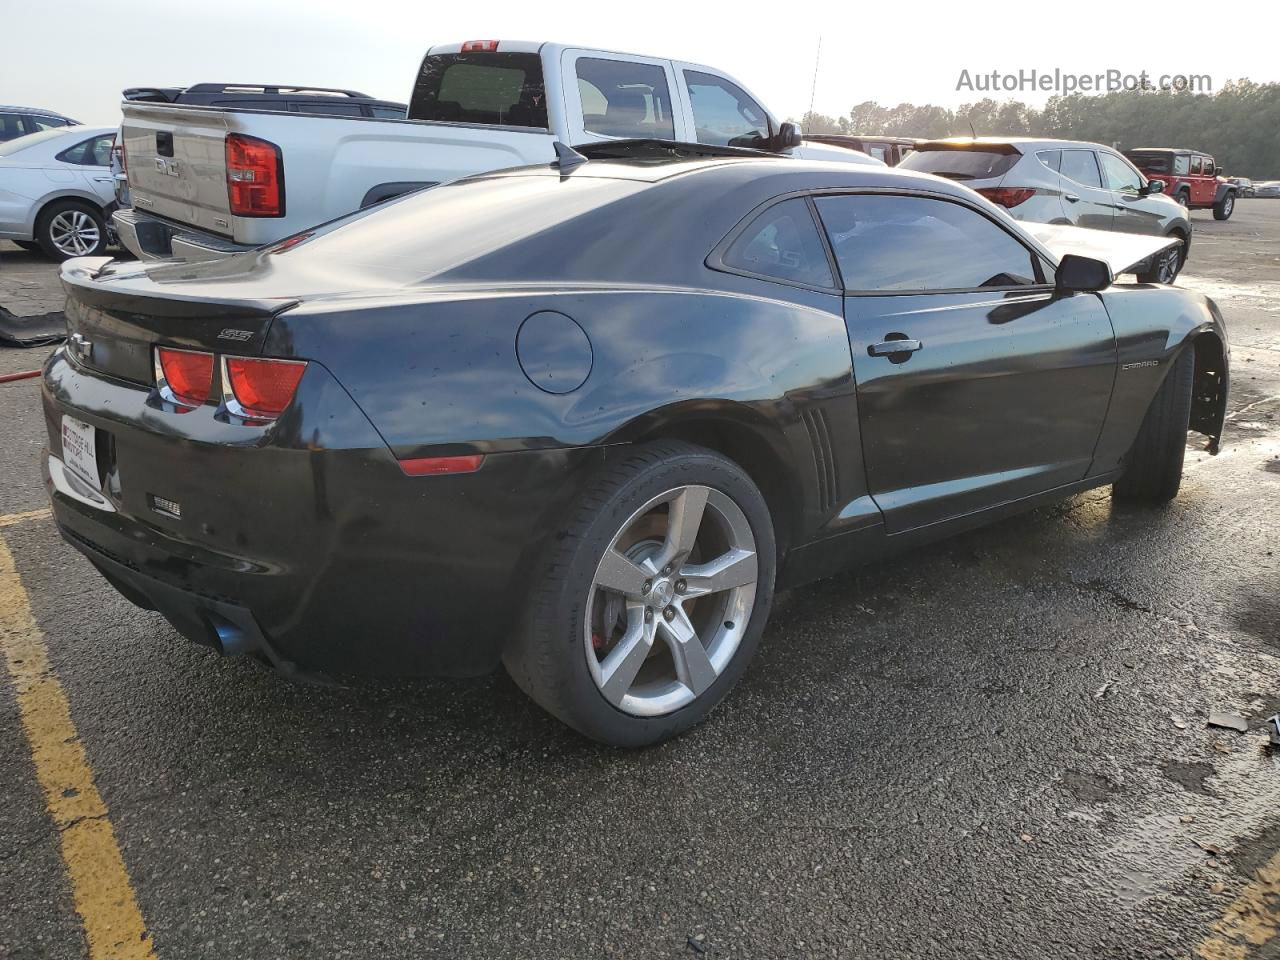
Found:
<box><xmin>1122</xmin><ymin>360</ymin><xmax>1161</xmax><ymax>371</ymax></box>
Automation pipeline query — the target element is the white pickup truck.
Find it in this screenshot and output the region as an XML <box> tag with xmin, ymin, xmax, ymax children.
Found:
<box><xmin>114</xmin><ymin>40</ymin><xmax>881</xmax><ymax>260</ymax></box>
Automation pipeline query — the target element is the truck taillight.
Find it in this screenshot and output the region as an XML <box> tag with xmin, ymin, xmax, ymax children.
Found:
<box><xmin>977</xmin><ymin>187</ymin><xmax>1035</xmax><ymax>208</ymax></box>
<box><xmin>223</xmin><ymin>357</ymin><xmax>307</xmax><ymax>419</ymax></box>
<box><xmin>225</xmin><ymin>133</ymin><xmax>284</xmax><ymax>217</ymax></box>
<box><xmin>461</xmin><ymin>40</ymin><xmax>499</xmax><ymax>52</ymax></box>
<box><xmin>156</xmin><ymin>347</ymin><xmax>214</xmax><ymax>407</ymax></box>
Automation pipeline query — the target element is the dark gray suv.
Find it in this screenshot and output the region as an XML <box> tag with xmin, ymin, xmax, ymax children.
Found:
<box><xmin>900</xmin><ymin>138</ymin><xmax>1191</xmax><ymax>283</ymax></box>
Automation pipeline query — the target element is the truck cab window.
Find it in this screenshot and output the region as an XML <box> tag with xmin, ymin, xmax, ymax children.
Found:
<box><xmin>577</xmin><ymin>58</ymin><xmax>674</xmax><ymax>139</ymax></box>
<box><xmin>683</xmin><ymin>70</ymin><xmax>770</xmax><ymax>148</ymax></box>
<box><xmin>409</xmin><ymin>52</ymin><xmax>547</xmax><ymax>128</ymax></box>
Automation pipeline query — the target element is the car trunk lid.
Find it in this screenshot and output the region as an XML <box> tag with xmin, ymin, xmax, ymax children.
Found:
<box><xmin>59</xmin><ymin>257</ymin><xmax>296</xmax><ymax>385</ymax></box>
<box><xmin>120</xmin><ymin>102</ymin><xmax>236</xmax><ymax>238</ymax></box>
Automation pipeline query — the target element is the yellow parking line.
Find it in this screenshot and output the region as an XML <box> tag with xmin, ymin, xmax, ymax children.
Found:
<box><xmin>0</xmin><ymin>536</ymin><xmax>156</xmax><ymax>959</ymax></box>
<box><xmin>0</xmin><ymin>507</ymin><xmax>52</xmax><ymax>528</ymax></box>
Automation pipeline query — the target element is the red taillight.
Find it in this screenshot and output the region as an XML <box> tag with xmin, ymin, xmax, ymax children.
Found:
<box><xmin>977</xmin><ymin>187</ymin><xmax>1035</xmax><ymax>208</ymax></box>
<box><xmin>157</xmin><ymin>347</ymin><xmax>215</xmax><ymax>407</ymax></box>
<box><xmin>398</xmin><ymin>455</ymin><xmax>485</xmax><ymax>477</ymax></box>
<box><xmin>224</xmin><ymin>357</ymin><xmax>307</xmax><ymax>419</ymax></box>
<box><xmin>225</xmin><ymin>134</ymin><xmax>284</xmax><ymax>217</ymax></box>
<box><xmin>461</xmin><ymin>40</ymin><xmax>499</xmax><ymax>52</ymax></box>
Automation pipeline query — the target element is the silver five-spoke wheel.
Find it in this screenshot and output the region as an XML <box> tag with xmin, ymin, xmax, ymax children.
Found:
<box><xmin>585</xmin><ymin>484</ymin><xmax>758</xmax><ymax>717</ymax></box>
<box><xmin>49</xmin><ymin>210</ymin><xmax>101</xmax><ymax>257</ymax></box>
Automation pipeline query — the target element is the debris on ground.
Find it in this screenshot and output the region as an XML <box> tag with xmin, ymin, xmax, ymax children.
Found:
<box><xmin>1196</xmin><ymin>841</ymin><xmax>1222</xmax><ymax>856</ymax></box>
<box><xmin>1207</xmin><ymin>711</ymin><xmax>1249</xmax><ymax>733</ymax></box>
<box><xmin>1172</xmin><ymin>716</ymin><xmax>1188</xmax><ymax>730</ymax></box>
<box><xmin>1268</xmin><ymin>715</ymin><xmax>1280</xmax><ymax>748</ymax></box>
<box><xmin>1094</xmin><ymin>680</ymin><xmax>1113</xmax><ymax>699</ymax></box>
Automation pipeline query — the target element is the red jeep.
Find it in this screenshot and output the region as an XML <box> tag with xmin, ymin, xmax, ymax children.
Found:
<box><xmin>1123</xmin><ymin>148</ymin><xmax>1238</xmax><ymax>220</ymax></box>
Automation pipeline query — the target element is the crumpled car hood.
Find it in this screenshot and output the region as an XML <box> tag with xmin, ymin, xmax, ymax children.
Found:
<box><xmin>1027</xmin><ymin>223</ymin><xmax>1182</xmax><ymax>277</ymax></box>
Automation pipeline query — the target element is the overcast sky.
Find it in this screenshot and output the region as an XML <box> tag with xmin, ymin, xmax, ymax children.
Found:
<box><xmin>8</xmin><ymin>0</ymin><xmax>1279</xmax><ymax>126</ymax></box>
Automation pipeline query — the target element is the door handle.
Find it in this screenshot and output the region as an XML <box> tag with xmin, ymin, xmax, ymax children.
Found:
<box><xmin>868</xmin><ymin>338</ymin><xmax>922</xmax><ymax>357</ymax></box>
<box><xmin>92</xmin><ymin>177</ymin><xmax>113</xmax><ymax>182</ymax></box>
<box><xmin>1065</xmin><ymin>193</ymin><xmax>1080</xmax><ymax>203</ymax></box>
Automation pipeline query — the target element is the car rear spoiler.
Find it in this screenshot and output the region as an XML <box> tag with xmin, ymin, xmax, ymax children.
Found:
<box><xmin>1027</xmin><ymin>224</ymin><xmax>1182</xmax><ymax>278</ymax></box>
<box><xmin>60</xmin><ymin>258</ymin><xmax>297</xmax><ymax>319</ymax></box>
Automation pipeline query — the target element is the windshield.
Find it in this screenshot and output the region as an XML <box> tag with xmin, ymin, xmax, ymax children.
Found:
<box><xmin>898</xmin><ymin>147</ymin><xmax>1020</xmax><ymax>181</ymax></box>
<box><xmin>255</xmin><ymin>173</ymin><xmax>643</xmax><ymax>284</ymax></box>
<box><xmin>409</xmin><ymin>52</ymin><xmax>547</xmax><ymax>128</ymax></box>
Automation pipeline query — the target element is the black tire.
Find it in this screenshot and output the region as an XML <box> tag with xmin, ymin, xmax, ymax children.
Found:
<box><xmin>12</xmin><ymin>240</ymin><xmax>41</xmax><ymax>254</ymax></box>
<box><xmin>35</xmin><ymin>200</ymin><xmax>108</xmax><ymax>261</ymax></box>
<box><xmin>504</xmin><ymin>440</ymin><xmax>776</xmax><ymax>747</ymax></box>
<box><xmin>1112</xmin><ymin>348</ymin><xmax>1195</xmax><ymax>503</ymax></box>
<box><xmin>1213</xmin><ymin>191</ymin><xmax>1235</xmax><ymax>220</ymax></box>
<box><xmin>1177</xmin><ymin>190</ymin><xmax>1192</xmax><ymax>210</ymax></box>
<box><xmin>1136</xmin><ymin>239</ymin><xmax>1184</xmax><ymax>284</ymax></box>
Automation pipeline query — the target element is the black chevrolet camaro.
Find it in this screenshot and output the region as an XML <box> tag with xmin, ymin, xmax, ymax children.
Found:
<box><xmin>43</xmin><ymin>143</ymin><xmax>1229</xmax><ymax>746</ymax></box>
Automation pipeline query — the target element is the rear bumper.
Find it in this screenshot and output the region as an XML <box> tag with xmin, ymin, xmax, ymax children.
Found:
<box><xmin>112</xmin><ymin>207</ymin><xmax>250</xmax><ymax>262</ymax></box>
<box><xmin>43</xmin><ymin>349</ymin><xmax>602</xmax><ymax>677</ymax></box>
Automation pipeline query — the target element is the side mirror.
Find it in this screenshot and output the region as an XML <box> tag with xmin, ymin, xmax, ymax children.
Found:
<box><xmin>1144</xmin><ymin>179</ymin><xmax>1165</xmax><ymax>195</ymax></box>
<box><xmin>772</xmin><ymin>122</ymin><xmax>803</xmax><ymax>152</ymax></box>
<box><xmin>1056</xmin><ymin>254</ymin><xmax>1112</xmax><ymax>293</ymax></box>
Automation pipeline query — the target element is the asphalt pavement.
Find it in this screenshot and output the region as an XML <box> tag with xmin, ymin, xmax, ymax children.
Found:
<box><xmin>1</xmin><ymin>204</ymin><xmax>1279</xmax><ymax>959</ymax></box>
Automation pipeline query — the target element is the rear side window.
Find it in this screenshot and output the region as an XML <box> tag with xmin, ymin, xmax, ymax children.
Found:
<box><xmin>1127</xmin><ymin>152</ymin><xmax>1171</xmax><ymax>174</ymax></box>
<box><xmin>684</xmin><ymin>70</ymin><xmax>770</xmax><ymax>148</ymax></box>
<box><xmin>814</xmin><ymin>194</ymin><xmax>1039</xmax><ymax>292</ymax></box>
<box><xmin>0</xmin><ymin>113</ymin><xmax>25</xmax><ymax>141</ymax></box>
<box><xmin>409</xmin><ymin>52</ymin><xmax>547</xmax><ymax>128</ymax></box>
<box><xmin>27</xmin><ymin>115</ymin><xmax>70</xmax><ymax>133</ymax></box>
<box><xmin>1173</xmin><ymin>155</ymin><xmax>1190</xmax><ymax>175</ymax></box>
<box><xmin>1061</xmin><ymin>150</ymin><xmax>1102</xmax><ymax>188</ymax></box>
<box><xmin>369</xmin><ymin>105</ymin><xmax>406</xmax><ymax>119</ymax></box>
<box><xmin>577</xmin><ymin>58</ymin><xmax>674</xmax><ymax>139</ymax></box>
<box><xmin>722</xmin><ymin>198</ymin><xmax>833</xmax><ymax>288</ymax></box>
<box><xmin>56</xmin><ymin>135</ymin><xmax>113</xmax><ymax>166</ymax></box>
<box><xmin>1037</xmin><ymin>150</ymin><xmax>1061</xmax><ymax>172</ymax></box>
<box><xmin>898</xmin><ymin>148</ymin><xmax>1019</xmax><ymax>181</ymax></box>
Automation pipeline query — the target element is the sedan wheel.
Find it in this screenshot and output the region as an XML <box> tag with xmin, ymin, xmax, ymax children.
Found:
<box><xmin>36</xmin><ymin>202</ymin><xmax>107</xmax><ymax>261</ymax></box>
<box><xmin>505</xmin><ymin>441</ymin><xmax>776</xmax><ymax>746</ymax></box>
<box><xmin>586</xmin><ymin>485</ymin><xmax>758</xmax><ymax>716</ymax></box>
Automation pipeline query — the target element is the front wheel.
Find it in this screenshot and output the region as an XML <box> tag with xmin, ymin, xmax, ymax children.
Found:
<box><xmin>1136</xmin><ymin>242</ymin><xmax>1183</xmax><ymax>284</ymax></box>
<box><xmin>1112</xmin><ymin>348</ymin><xmax>1195</xmax><ymax>503</ymax></box>
<box><xmin>505</xmin><ymin>441</ymin><xmax>776</xmax><ymax>747</ymax></box>
<box><xmin>1213</xmin><ymin>192</ymin><xmax>1235</xmax><ymax>220</ymax></box>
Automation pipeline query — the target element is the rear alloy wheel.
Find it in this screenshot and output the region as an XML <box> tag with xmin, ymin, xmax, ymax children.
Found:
<box><xmin>505</xmin><ymin>441</ymin><xmax>775</xmax><ymax>746</ymax></box>
<box><xmin>36</xmin><ymin>201</ymin><xmax>107</xmax><ymax>261</ymax></box>
<box><xmin>1213</xmin><ymin>192</ymin><xmax>1235</xmax><ymax>220</ymax></box>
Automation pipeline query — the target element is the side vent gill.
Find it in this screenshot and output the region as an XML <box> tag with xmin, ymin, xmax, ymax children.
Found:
<box><xmin>801</xmin><ymin>407</ymin><xmax>839</xmax><ymax>513</ymax></box>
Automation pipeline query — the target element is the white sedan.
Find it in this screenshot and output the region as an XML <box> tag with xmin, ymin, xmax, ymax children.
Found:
<box><xmin>0</xmin><ymin>126</ymin><xmax>116</xmax><ymax>260</ymax></box>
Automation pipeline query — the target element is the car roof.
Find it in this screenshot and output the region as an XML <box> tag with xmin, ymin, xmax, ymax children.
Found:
<box><xmin>916</xmin><ymin>136</ymin><xmax>1114</xmax><ymax>152</ymax></box>
<box><xmin>0</xmin><ymin>105</ymin><xmax>78</xmax><ymax>120</ymax></box>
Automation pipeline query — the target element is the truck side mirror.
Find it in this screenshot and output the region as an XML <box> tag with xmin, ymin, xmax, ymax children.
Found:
<box><xmin>1056</xmin><ymin>254</ymin><xmax>1112</xmax><ymax>293</ymax></box>
<box><xmin>772</xmin><ymin>122</ymin><xmax>802</xmax><ymax>152</ymax></box>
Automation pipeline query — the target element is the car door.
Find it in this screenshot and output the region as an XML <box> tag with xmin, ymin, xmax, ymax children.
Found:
<box><xmin>560</xmin><ymin>49</ymin><xmax>687</xmax><ymax>144</ymax></box>
<box><xmin>1098</xmin><ymin>150</ymin><xmax>1163</xmax><ymax>235</ymax></box>
<box><xmin>1059</xmin><ymin>149</ymin><xmax>1115</xmax><ymax>229</ymax></box>
<box><xmin>58</xmin><ymin>133</ymin><xmax>116</xmax><ymax>205</ymax></box>
<box><xmin>674</xmin><ymin>67</ymin><xmax>772</xmax><ymax>149</ymax></box>
<box><xmin>1200</xmin><ymin>156</ymin><xmax>1219</xmax><ymax>205</ymax></box>
<box><xmin>813</xmin><ymin>192</ymin><xmax>1116</xmax><ymax>533</ymax></box>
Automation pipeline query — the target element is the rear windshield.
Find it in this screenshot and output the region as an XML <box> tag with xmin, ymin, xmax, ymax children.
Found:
<box><xmin>898</xmin><ymin>147</ymin><xmax>1020</xmax><ymax>181</ymax></box>
<box><xmin>409</xmin><ymin>52</ymin><xmax>547</xmax><ymax>128</ymax></box>
<box><xmin>1125</xmin><ymin>152</ymin><xmax>1172</xmax><ymax>174</ymax></box>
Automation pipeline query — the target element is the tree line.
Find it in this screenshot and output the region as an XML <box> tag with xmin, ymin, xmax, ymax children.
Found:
<box><xmin>795</xmin><ymin>80</ymin><xmax>1280</xmax><ymax>179</ymax></box>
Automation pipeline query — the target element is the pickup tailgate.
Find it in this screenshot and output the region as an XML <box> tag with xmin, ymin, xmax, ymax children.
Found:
<box><xmin>121</xmin><ymin>103</ymin><xmax>235</xmax><ymax>238</ymax></box>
